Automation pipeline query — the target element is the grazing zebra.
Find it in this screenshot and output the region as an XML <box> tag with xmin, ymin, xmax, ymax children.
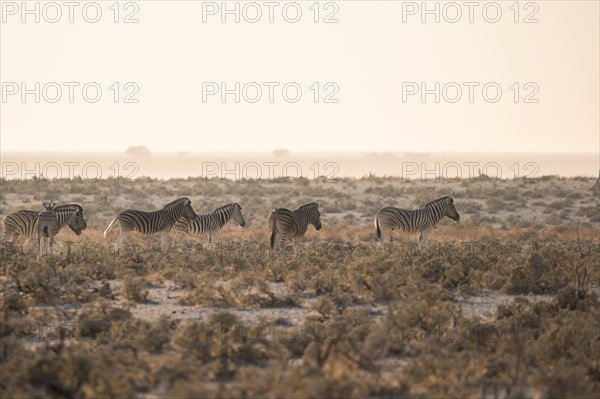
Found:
<box><xmin>36</xmin><ymin>202</ymin><xmax>59</xmax><ymax>259</ymax></box>
<box><xmin>1</xmin><ymin>204</ymin><xmax>87</xmax><ymax>244</ymax></box>
<box><xmin>172</xmin><ymin>203</ymin><xmax>246</xmax><ymax>244</ymax></box>
<box><xmin>374</xmin><ymin>196</ymin><xmax>460</xmax><ymax>246</ymax></box>
<box><xmin>103</xmin><ymin>197</ymin><xmax>196</xmax><ymax>251</ymax></box>
<box><xmin>269</xmin><ymin>202</ymin><xmax>322</xmax><ymax>253</ymax></box>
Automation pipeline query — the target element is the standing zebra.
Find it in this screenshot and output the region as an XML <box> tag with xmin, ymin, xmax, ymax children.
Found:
<box><xmin>374</xmin><ymin>196</ymin><xmax>460</xmax><ymax>246</ymax></box>
<box><xmin>103</xmin><ymin>197</ymin><xmax>196</xmax><ymax>252</ymax></box>
<box><xmin>36</xmin><ymin>202</ymin><xmax>59</xmax><ymax>259</ymax></box>
<box><xmin>172</xmin><ymin>203</ymin><xmax>246</xmax><ymax>244</ymax></box>
<box><xmin>1</xmin><ymin>204</ymin><xmax>87</xmax><ymax>244</ymax></box>
<box><xmin>269</xmin><ymin>202</ymin><xmax>322</xmax><ymax>254</ymax></box>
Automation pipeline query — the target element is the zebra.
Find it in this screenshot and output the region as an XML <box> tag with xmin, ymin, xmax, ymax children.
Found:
<box><xmin>1</xmin><ymin>204</ymin><xmax>87</xmax><ymax>244</ymax></box>
<box><xmin>103</xmin><ymin>197</ymin><xmax>196</xmax><ymax>252</ymax></box>
<box><xmin>269</xmin><ymin>202</ymin><xmax>322</xmax><ymax>254</ymax></box>
<box><xmin>172</xmin><ymin>203</ymin><xmax>246</xmax><ymax>245</ymax></box>
<box><xmin>36</xmin><ymin>202</ymin><xmax>59</xmax><ymax>259</ymax></box>
<box><xmin>374</xmin><ymin>196</ymin><xmax>460</xmax><ymax>246</ymax></box>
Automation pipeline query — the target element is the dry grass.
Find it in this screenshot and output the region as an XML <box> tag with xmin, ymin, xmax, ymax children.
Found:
<box><xmin>1</xmin><ymin>176</ymin><xmax>599</xmax><ymax>398</ymax></box>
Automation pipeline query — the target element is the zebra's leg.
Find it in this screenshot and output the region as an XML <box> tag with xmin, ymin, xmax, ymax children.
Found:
<box><xmin>36</xmin><ymin>236</ymin><xmax>42</xmax><ymax>259</ymax></box>
<box><xmin>206</xmin><ymin>233</ymin><xmax>214</xmax><ymax>250</ymax></box>
<box><xmin>43</xmin><ymin>236</ymin><xmax>48</xmax><ymax>258</ymax></box>
<box><xmin>278</xmin><ymin>236</ymin><xmax>290</xmax><ymax>257</ymax></box>
<box><xmin>274</xmin><ymin>236</ymin><xmax>283</xmax><ymax>255</ymax></box>
<box><xmin>172</xmin><ymin>229</ymin><xmax>191</xmax><ymax>251</ymax></box>
<box><xmin>376</xmin><ymin>231</ymin><xmax>384</xmax><ymax>249</ymax></box>
<box><xmin>422</xmin><ymin>230</ymin><xmax>430</xmax><ymax>244</ymax></box>
<box><xmin>2</xmin><ymin>231</ymin><xmax>18</xmax><ymax>244</ymax></box>
<box><xmin>378</xmin><ymin>228</ymin><xmax>391</xmax><ymax>250</ymax></box>
<box><xmin>0</xmin><ymin>230</ymin><xmax>10</xmax><ymax>243</ymax></box>
<box><xmin>419</xmin><ymin>230</ymin><xmax>430</xmax><ymax>251</ymax></box>
<box><xmin>284</xmin><ymin>238</ymin><xmax>293</xmax><ymax>256</ymax></box>
<box><xmin>171</xmin><ymin>229</ymin><xmax>181</xmax><ymax>246</ymax></box>
<box><xmin>49</xmin><ymin>237</ymin><xmax>60</xmax><ymax>256</ymax></box>
<box><xmin>114</xmin><ymin>231</ymin><xmax>126</xmax><ymax>253</ymax></box>
<box><xmin>160</xmin><ymin>231</ymin><xmax>172</xmax><ymax>252</ymax></box>
<box><xmin>38</xmin><ymin>235</ymin><xmax>49</xmax><ymax>259</ymax></box>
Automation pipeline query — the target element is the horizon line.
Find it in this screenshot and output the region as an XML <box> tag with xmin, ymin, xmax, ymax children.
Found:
<box><xmin>2</xmin><ymin>150</ymin><xmax>599</xmax><ymax>155</ymax></box>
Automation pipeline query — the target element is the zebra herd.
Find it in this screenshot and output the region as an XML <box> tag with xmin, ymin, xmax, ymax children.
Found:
<box><xmin>103</xmin><ymin>197</ymin><xmax>197</xmax><ymax>251</ymax></box>
<box><xmin>0</xmin><ymin>196</ymin><xmax>460</xmax><ymax>257</ymax></box>
<box><xmin>1</xmin><ymin>203</ymin><xmax>87</xmax><ymax>259</ymax></box>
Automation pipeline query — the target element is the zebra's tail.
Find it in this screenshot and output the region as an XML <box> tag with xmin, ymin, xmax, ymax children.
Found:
<box><xmin>269</xmin><ymin>209</ymin><xmax>277</xmax><ymax>249</ymax></box>
<box><xmin>270</xmin><ymin>229</ymin><xmax>277</xmax><ymax>250</ymax></box>
<box><xmin>103</xmin><ymin>218</ymin><xmax>117</xmax><ymax>239</ymax></box>
<box><xmin>375</xmin><ymin>215</ymin><xmax>381</xmax><ymax>240</ymax></box>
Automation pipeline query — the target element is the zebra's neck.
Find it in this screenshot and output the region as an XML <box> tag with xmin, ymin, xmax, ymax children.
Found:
<box><xmin>165</xmin><ymin>201</ymin><xmax>190</xmax><ymax>224</ymax></box>
<box><xmin>295</xmin><ymin>208</ymin><xmax>312</xmax><ymax>224</ymax></box>
<box><xmin>424</xmin><ymin>203</ymin><xmax>445</xmax><ymax>224</ymax></box>
<box><xmin>212</xmin><ymin>206</ymin><xmax>232</xmax><ymax>228</ymax></box>
<box><xmin>54</xmin><ymin>209</ymin><xmax>74</xmax><ymax>229</ymax></box>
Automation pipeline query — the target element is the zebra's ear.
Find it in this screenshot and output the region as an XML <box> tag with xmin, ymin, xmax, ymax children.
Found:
<box><xmin>449</xmin><ymin>197</ymin><xmax>454</xmax><ymax>203</ymax></box>
<box><xmin>316</xmin><ymin>203</ymin><xmax>319</xmax><ymax>209</ymax></box>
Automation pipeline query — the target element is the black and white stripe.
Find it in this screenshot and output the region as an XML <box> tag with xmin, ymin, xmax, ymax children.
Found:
<box><xmin>173</xmin><ymin>203</ymin><xmax>246</xmax><ymax>243</ymax></box>
<box><xmin>374</xmin><ymin>196</ymin><xmax>460</xmax><ymax>245</ymax></box>
<box><xmin>1</xmin><ymin>204</ymin><xmax>87</xmax><ymax>243</ymax></box>
<box><xmin>269</xmin><ymin>202</ymin><xmax>322</xmax><ymax>252</ymax></box>
<box><xmin>36</xmin><ymin>202</ymin><xmax>59</xmax><ymax>259</ymax></box>
<box><xmin>104</xmin><ymin>197</ymin><xmax>196</xmax><ymax>251</ymax></box>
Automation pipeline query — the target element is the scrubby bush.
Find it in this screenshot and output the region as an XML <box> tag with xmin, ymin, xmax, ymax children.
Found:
<box><xmin>1</xmin><ymin>176</ymin><xmax>599</xmax><ymax>398</ymax></box>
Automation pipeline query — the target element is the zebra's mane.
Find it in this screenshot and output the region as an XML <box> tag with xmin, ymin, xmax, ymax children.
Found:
<box><xmin>424</xmin><ymin>196</ymin><xmax>452</xmax><ymax>208</ymax></box>
<box><xmin>298</xmin><ymin>202</ymin><xmax>318</xmax><ymax>211</ymax></box>
<box><xmin>211</xmin><ymin>203</ymin><xmax>238</xmax><ymax>225</ymax></box>
<box><xmin>212</xmin><ymin>203</ymin><xmax>239</xmax><ymax>214</ymax></box>
<box><xmin>163</xmin><ymin>197</ymin><xmax>190</xmax><ymax>210</ymax></box>
<box><xmin>54</xmin><ymin>204</ymin><xmax>83</xmax><ymax>212</ymax></box>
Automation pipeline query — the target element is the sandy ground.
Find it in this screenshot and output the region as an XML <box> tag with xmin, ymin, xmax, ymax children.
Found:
<box><xmin>106</xmin><ymin>280</ymin><xmax>558</xmax><ymax>325</ymax></box>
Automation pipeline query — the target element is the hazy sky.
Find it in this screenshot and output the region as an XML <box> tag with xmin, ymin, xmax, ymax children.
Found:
<box><xmin>1</xmin><ymin>1</ymin><xmax>598</xmax><ymax>153</ymax></box>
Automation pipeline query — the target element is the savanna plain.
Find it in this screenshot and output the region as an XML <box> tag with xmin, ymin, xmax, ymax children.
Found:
<box><xmin>1</xmin><ymin>175</ymin><xmax>599</xmax><ymax>398</ymax></box>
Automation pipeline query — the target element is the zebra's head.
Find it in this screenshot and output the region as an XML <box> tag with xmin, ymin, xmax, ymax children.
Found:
<box><xmin>230</xmin><ymin>203</ymin><xmax>246</xmax><ymax>227</ymax></box>
<box><xmin>62</xmin><ymin>205</ymin><xmax>87</xmax><ymax>236</ymax></box>
<box><xmin>179</xmin><ymin>198</ymin><xmax>197</xmax><ymax>220</ymax></box>
<box><xmin>301</xmin><ymin>202</ymin><xmax>322</xmax><ymax>231</ymax></box>
<box><xmin>443</xmin><ymin>197</ymin><xmax>460</xmax><ymax>222</ymax></box>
